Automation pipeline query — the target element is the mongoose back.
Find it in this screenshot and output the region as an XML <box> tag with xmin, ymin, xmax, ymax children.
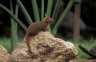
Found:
<box><xmin>25</xmin><ymin>17</ymin><xmax>54</xmax><ymax>54</ymax></box>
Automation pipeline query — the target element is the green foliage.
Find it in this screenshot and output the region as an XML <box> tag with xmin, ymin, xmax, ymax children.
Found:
<box><xmin>14</xmin><ymin>4</ymin><xmax>19</xmax><ymax>43</ymax></box>
<box><xmin>10</xmin><ymin>0</ymin><xmax>19</xmax><ymax>51</ymax></box>
<box><xmin>10</xmin><ymin>0</ymin><xmax>16</xmax><ymax>51</ymax></box>
<box><xmin>46</xmin><ymin>0</ymin><xmax>53</xmax><ymax>32</ymax></box>
<box><xmin>0</xmin><ymin>38</ymin><xmax>11</xmax><ymax>53</ymax></box>
<box><xmin>31</xmin><ymin>0</ymin><xmax>40</xmax><ymax>22</ymax></box>
<box><xmin>75</xmin><ymin>40</ymin><xmax>94</xmax><ymax>59</ymax></box>
<box><xmin>46</xmin><ymin>0</ymin><xmax>53</xmax><ymax>17</ymax></box>
<box><xmin>52</xmin><ymin>0</ymin><xmax>62</xmax><ymax>20</ymax></box>
<box><xmin>41</xmin><ymin>0</ymin><xmax>44</xmax><ymax>20</ymax></box>
<box><xmin>0</xmin><ymin>38</ymin><xmax>20</xmax><ymax>53</ymax></box>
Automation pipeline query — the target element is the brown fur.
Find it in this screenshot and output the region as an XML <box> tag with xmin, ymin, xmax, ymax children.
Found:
<box><xmin>25</xmin><ymin>17</ymin><xmax>54</xmax><ymax>54</ymax></box>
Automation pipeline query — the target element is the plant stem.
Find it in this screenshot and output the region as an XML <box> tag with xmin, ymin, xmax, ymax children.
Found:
<box><xmin>46</xmin><ymin>0</ymin><xmax>53</xmax><ymax>33</ymax></box>
<box><xmin>41</xmin><ymin>0</ymin><xmax>44</xmax><ymax>20</ymax></box>
<box><xmin>0</xmin><ymin>4</ymin><xmax>27</xmax><ymax>31</ymax></box>
<box><xmin>46</xmin><ymin>0</ymin><xmax>53</xmax><ymax>16</ymax></box>
<box><xmin>14</xmin><ymin>4</ymin><xmax>19</xmax><ymax>46</ymax></box>
<box><xmin>31</xmin><ymin>0</ymin><xmax>40</xmax><ymax>22</ymax></box>
<box><xmin>16</xmin><ymin>0</ymin><xmax>33</xmax><ymax>24</ymax></box>
<box><xmin>10</xmin><ymin>0</ymin><xmax>15</xmax><ymax>51</ymax></box>
<box><xmin>52</xmin><ymin>0</ymin><xmax>62</xmax><ymax>20</ymax></box>
<box><xmin>52</xmin><ymin>0</ymin><xmax>75</xmax><ymax>35</ymax></box>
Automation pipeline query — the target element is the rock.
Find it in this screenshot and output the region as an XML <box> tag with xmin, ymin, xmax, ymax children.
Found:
<box><xmin>0</xmin><ymin>45</ymin><xmax>10</xmax><ymax>62</ymax></box>
<box><xmin>10</xmin><ymin>31</ymin><xmax>77</xmax><ymax>62</ymax></box>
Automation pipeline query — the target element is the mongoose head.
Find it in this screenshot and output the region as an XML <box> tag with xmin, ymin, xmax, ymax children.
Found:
<box><xmin>43</xmin><ymin>16</ymin><xmax>54</xmax><ymax>25</ymax></box>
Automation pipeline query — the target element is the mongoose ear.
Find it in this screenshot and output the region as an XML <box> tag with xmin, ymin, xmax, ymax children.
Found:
<box><xmin>42</xmin><ymin>16</ymin><xmax>48</xmax><ymax>22</ymax></box>
<box><xmin>41</xmin><ymin>13</ymin><xmax>48</xmax><ymax>21</ymax></box>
